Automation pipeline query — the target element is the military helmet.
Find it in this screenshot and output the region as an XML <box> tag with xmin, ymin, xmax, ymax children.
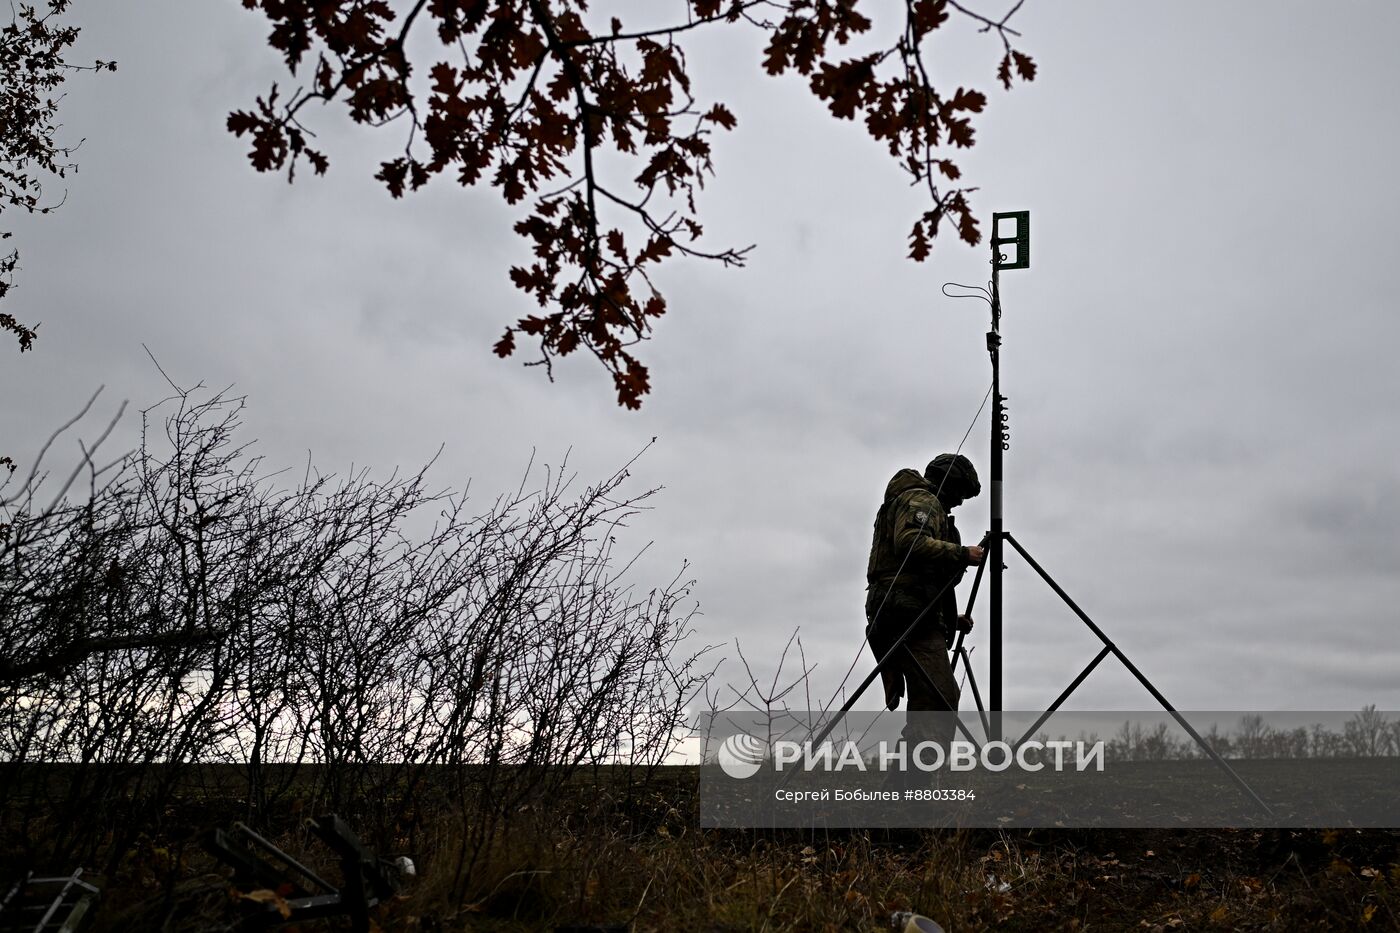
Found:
<box><xmin>925</xmin><ymin>453</ymin><xmax>980</xmax><ymax>499</ymax></box>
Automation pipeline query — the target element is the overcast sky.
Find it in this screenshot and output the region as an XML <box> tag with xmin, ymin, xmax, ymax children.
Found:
<box><xmin>3</xmin><ymin>1</ymin><xmax>1398</xmax><ymax>714</ymax></box>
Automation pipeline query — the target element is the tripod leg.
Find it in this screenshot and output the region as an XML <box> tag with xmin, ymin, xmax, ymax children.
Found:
<box><xmin>900</xmin><ymin>644</ymin><xmax>980</xmax><ymax>746</ymax></box>
<box><xmin>954</xmin><ymin>647</ymin><xmax>992</xmax><ymax>738</ymax></box>
<box><xmin>949</xmin><ymin>528</ymin><xmax>995</xmax><ymax>659</ymax></box>
<box><xmin>961</xmin><ymin>530</ymin><xmax>993</xmax><ymax>619</ymax></box>
<box><xmin>799</xmin><ymin>577</ymin><xmax>966</xmax><ymax>757</ymax></box>
<box><xmin>1003</xmin><ymin>532</ymin><xmax>1275</xmax><ymax>818</ymax></box>
<box><xmin>1013</xmin><ymin>646</ymin><xmax>1110</xmax><ymax>748</ymax></box>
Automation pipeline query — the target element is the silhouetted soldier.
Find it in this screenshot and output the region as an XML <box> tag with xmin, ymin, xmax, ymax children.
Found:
<box><xmin>865</xmin><ymin>453</ymin><xmax>984</xmax><ymax>757</ymax></box>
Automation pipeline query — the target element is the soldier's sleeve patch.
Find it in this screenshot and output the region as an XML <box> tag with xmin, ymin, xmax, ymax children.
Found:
<box><xmin>914</xmin><ymin>510</ymin><xmax>929</xmax><ymax>524</ymax></box>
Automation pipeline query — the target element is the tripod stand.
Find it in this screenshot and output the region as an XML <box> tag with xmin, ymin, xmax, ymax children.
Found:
<box><xmin>808</xmin><ymin>212</ymin><xmax>1272</xmax><ymax>817</ymax></box>
<box><xmin>952</xmin><ymin>211</ymin><xmax>1271</xmax><ymax>814</ymax></box>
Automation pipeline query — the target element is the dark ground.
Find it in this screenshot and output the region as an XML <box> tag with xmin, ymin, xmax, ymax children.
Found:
<box><xmin>3</xmin><ymin>765</ymin><xmax>1398</xmax><ymax>931</ymax></box>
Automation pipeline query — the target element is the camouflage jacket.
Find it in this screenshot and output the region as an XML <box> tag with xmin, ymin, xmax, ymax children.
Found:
<box><xmin>865</xmin><ymin>469</ymin><xmax>969</xmax><ymax>630</ymax></box>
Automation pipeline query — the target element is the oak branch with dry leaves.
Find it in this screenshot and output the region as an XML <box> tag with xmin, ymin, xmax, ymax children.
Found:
<box><xmin>1</xmin><ymin>1</ymin><xmax>116</xmax><ymax>354</ymax></box>
<box><xmin>229</xmin><ymin>0</ymin><xmax>1034</xmax><ymax>408</ymax></box>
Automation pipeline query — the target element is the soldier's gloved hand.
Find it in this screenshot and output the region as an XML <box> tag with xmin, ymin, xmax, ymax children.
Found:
<box><xmin>965</xmin><ymin>545</ymin><xmax>985</xmax><ymax>565</ymax></box>
<box><xmin>956</xmin><ymin>614</ymin><xmax>974</xmax><ymax>634</ymax></box>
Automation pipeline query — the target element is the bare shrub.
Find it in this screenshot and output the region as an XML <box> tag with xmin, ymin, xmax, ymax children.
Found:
<box><xmin>0</xmin><ymin>382</ymin><xmax>709</xmax><ymax>883</ymax></box>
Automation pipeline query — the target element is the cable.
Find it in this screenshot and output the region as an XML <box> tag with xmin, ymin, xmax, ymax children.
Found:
<box><xmin>941</xmin><ymin>282</ymin><xmax>993</xmax><ymax>308</ymax></box>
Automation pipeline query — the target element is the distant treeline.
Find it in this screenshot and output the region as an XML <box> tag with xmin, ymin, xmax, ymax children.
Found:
<box><xmin>1063</xmin><ymin>708</ymin><xmax>1400</xmax><ymax>763</ymax></box>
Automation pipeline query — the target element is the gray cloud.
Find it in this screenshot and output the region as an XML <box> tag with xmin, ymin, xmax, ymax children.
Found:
<box><xmin>4</xmin><ymin>1</ymin><xmax>1399</xmax><ymax>718</ymax></box>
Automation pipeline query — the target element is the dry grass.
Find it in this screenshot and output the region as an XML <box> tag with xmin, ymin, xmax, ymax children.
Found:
<box><xmin>15</xmin><ymin>767</ymin><xmax>1400</xmax><ymax>932</ymax></box>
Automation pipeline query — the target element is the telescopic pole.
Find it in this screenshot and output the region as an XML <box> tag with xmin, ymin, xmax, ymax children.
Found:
<box><xmin>988</xmin><ymin>262</ymin><xmax>1004</xmax><ymax>743</ymax></box>
<box><xmin>986</xmin><ymin>209</ymin><xmax>1028</xmax><ymax>742</ymax></box>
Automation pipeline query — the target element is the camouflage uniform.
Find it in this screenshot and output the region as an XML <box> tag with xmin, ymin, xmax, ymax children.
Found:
<box><xmin>865</xmin><ymin>465</ymin><xmax>974</xmax><ymax>746</ymax></box>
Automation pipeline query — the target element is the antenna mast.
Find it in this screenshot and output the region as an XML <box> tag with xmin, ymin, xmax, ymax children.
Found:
<box><xmin>987</xmin><ymin>210</ymin><xmax>1029</xmax><ymax>739</ymax></box>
